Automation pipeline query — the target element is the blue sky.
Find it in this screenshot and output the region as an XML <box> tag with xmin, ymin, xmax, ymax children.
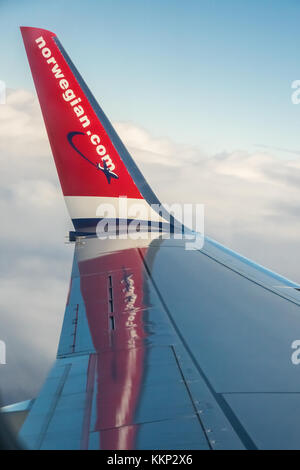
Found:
<box><xmin>2</xmin><ymin>0</ymin><xmax>300</xmax><ymax>156</ymax></box>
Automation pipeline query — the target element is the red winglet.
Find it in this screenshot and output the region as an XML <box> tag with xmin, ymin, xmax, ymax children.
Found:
<box><xmin>20</xmin><ymin>26</ymin><xmax>144</xmax><ymax>200</ymax></box>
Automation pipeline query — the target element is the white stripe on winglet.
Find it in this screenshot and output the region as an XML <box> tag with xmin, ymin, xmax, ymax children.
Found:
<box><xmin>64</xmin><ymin>196</ymin><xmax>167</xmax><ymax>223</ymax></box>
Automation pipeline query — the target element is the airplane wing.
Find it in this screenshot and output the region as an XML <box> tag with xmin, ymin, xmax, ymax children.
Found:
<box><xmin>15</xmin><ymin>26</ymin><xmax>300</xmax><ymax>450</ymax></box>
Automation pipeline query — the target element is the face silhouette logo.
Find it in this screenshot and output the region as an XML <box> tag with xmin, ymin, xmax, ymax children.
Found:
<box><xmin>67</xmin><ymin>131</ymin><xmax>119</xmax><ymax>184</ymax></box>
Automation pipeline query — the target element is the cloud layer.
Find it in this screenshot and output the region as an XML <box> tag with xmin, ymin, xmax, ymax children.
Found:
<box><xmin>1</xmin><ymin>89</ymin><xmax>300</xmax><ymax>404</ymax></box>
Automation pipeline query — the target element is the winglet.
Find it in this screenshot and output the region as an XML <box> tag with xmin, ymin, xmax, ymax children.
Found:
<box><xmin>20</xmin><ymin>27</ymin><xmax>162</xmax><ymax>231</ymax></box>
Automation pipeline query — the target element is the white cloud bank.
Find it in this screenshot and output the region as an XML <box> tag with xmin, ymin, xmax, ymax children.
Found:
<box><xmin>1</xmin><ymin>89</ymin><xmax>300</xmax><ymax>404</ymax></box>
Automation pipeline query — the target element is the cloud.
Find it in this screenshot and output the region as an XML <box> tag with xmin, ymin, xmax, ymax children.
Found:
<box><xmin>0</xmin><ymin>89</ymin><xmax>73</xmax><ymax>404</ymax></box>
<box><xmin>115</xmin><ymin>121</ymin><xmax>206</xmax><ymax>167</ymax></box>
<box><xmin>115</xmin><ymin>122</ymin><xmax>300</xmax><ymax>281</ymax></box>
<box><xmin>1</xmin><ymin>89</ymin><xmax>300</xmax><ymax>404</ymax></box>
<box><xmin>0</xmin><ymin>89</ymin><xmax>49</xmax><ymax>158</ymax></box>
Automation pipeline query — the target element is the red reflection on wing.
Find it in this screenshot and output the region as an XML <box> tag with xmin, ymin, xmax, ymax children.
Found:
<box><xmin>78</xmin><ymin>247</ymin><xmax>148</xmax><ymax>449</ymax></box>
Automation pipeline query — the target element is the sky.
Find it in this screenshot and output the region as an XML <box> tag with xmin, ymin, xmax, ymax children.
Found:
<box><xmin>1</xmin><ymin>0</ymin><xmax>300</xmax><ymax>405</ymax></box>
